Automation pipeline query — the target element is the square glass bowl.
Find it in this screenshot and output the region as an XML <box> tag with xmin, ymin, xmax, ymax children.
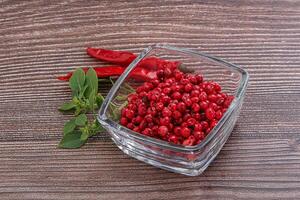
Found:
<box><xmin>97</xmin><ymin>44</ymin><xmax>249</xmax><ymax>176</ymax></box>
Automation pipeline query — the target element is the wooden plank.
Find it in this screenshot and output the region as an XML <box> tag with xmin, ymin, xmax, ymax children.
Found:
<box><xmin>0</xmin><ymin>139</ymin><xmax>300</xmax><ymax>200</ymax></box>
<box><xmin>0</xmin><ymin>0</ymin><xmax>299</xmax><ymax>199</ymax></box>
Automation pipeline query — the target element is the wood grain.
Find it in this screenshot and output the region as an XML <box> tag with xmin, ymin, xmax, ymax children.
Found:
<box><xmin>0</xmin><ymin>0</ymin><xmax>299</xmax><ymax>199</ymax></box>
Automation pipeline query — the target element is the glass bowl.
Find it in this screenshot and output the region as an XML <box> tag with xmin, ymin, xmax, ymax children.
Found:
<box><xmin>97</xmin><ymin>44</ymin><xmax>249</xmax><ymax>176</ymax></box>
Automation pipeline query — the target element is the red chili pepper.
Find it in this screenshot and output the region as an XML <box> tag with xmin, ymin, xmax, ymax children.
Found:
<box><xmin>87</xmin><ymin>48</ymin><xmax>136</xmax><ymax>66</ymax></box>
<box><xmin>86</xmin><ymin>47</ymin><xmax>180</xmax><ymax>70</ymax></box>
<box><xmin>57</xmin><ymin>66</ymin><xmax>156</xmax><ymax>82</ymax></box>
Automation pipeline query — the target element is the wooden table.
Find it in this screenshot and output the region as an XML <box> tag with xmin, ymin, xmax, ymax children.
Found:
<box><xmin>1</xmin><ymin>1</ymin><xmax>300</xmax><ymax>199</ymax></box>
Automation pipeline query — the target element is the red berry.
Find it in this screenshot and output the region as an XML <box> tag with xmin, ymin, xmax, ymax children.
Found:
<box><xmin>157</xmin><ymin>69</ymin><xmax>164</xmax><ymax>78</ymax></box>
<box><xmin>156</xmin><ymin>102</ymin><xmax>164</xmax><ymax>111</ymax></box>
<box><xmin>177</xmin><ymin>102</ymin><xmax>186</xmax><ymax>113</ymax></box>
<box><xmin>168</xmin><ymin>103</ymin><xmax>177</xmax><ymax>111</ymax></box>
<box><xmin>172</xmin><ymin>92</ymin><xmax>182</xmax><ymax>100</ymax></box>
<box><xmin>145</xmin><ymin>114</ymin><xmax>153</xmax><ymax>123</ymax></box>
<box><xmin>181</xmin><ymin>127</ymin><xmax>191</xmax><ymax>138</ymax></box>
<box><xmin>121</xmin><ymin>108</ymin><xmax>127</xmax><ymax>117</ymax></box>
<box><xmin>162</xmin><ymin>107</ymin><xmax>172</xmax><ymax>117</ymax></box>
<box><xmin>136</xmin><ymin>86</ymin><xmax>144</xmax><ymax>93</ymax></box>
<box><xmin>128</xmin><ymin>94</ymin><xmax>138</xmax><ymax>102</ymax></box>
<box><xmin>125</xmin><ymin>109</ymin><xmax>135</xmax><ymax>119</ymax></box>
<box><xmin>164</xmin><ymin>68</ymin><xmax>172</xmax><ymax>77</ymax></box>
<box><xmin>206</xmin><ymin>127</ymin><xmax>212</xmax><ymax>134</ymax></box>
<box><xmin>166</xmin><ymin>78</ymin><xmax>175</xmax><ymax>84</ymax></box>
<box><xmin>188</xmin><ymin>76</ymin><xmax>198</xmax><ymax>84</ymax></box>
<box><xmin>168</xmin><ymin>123</ymin><xmax>174</xmax><ymax>131</ymax></box>
<box><xmin>184</xmin><ymin>84</ymin><xmax>193</xmax><ymax>92</ymax></box>
<box><xmin>160</xmin><ymin>116</ymin><xmax>170</xmax><ymax>126</ymax></box>
<box><xmin>127</xmin><ymin>123</ymin><xmax>134</xmax><ymax>129</ymax></box>
<box><xmin>205</xmin><ymin>83</ymin><xmax>214</xmax><ymax>94</ymax></box>
<box><xmin>215</xmin><ymin>110</ymin><xmax>223</xmax><ymax>120</ymax></box>
<box><xmin>152</xmin><ymin>125</ymin><xmax>159</xmax><ymax>134</ymax></box>
<box><xmin>216</xmin><ymin>96</ymin><xmax>225</xmax><ymax>105</ymax></box>
<box><xmin>175</xmin><ymin>118</ymin><xmax>183</xmax><ymax>125</ymax></box>
<box><xmin>195</xmin><ymin>74</ymin><xmax>203</xmax><ymax>83</ymax></box>
<box><xmin>213</xmin><ymin>82</ymin><xmax>221</xmax><ymax>92</ymax></box>
<box><xmin>208</xmin><ymin>94</ymin><xmax>217</xmax><ymax>102</ymax></box>
<box><xmin>138</xmin><ymin>105</ymin><xmax>147</xmax><ymax>116</ymax></box>
<box><xmin>136</xmin><ymin>116</ymin><xmax>143</xmax><ymax>123</ymax></box>
<box><xmin>192</xmin><ymin>113</ymin><xmax>201</xmax><ymax>120</ymax></box>
<box><xmin>193</xmin><ymin>131</ymin><xmax>205</xmax><ymax>141</ymax></box>
<box><xmin>161</xmin><ymin>95</ymin><xmax>171</xmax><ymax>104</ymax></box>
<box><xmin>158</xmin><ymin>126</ymin><xmax>168</xmax><ymax>137</ymax></box>
<box><xmin>139</xmin><ymin>120</ymin><xmax>147</xmax><ymax>130</ymax></box>
<box><xmin>183</xmin><ymin>113</ymin><xmax>191</xmax><ymax>121</ymax></box>
<box><xmin>192</xmin><ymin>103</ymin><xmax>200</xmax><ymax>112</ymax></box>
<box><xmin>201</xmin><ymin>121</ymin><xmax>209</xmax><ymax>130</ymax></box>
<box><xmin>187</xmin><ymin>118</ymin><xmax>196</xmax><ymax>127</ymax></box>
<box><xmin>174</xmin><ymin>71</ymin><xmax>183</xmax><ymax>81</ymax></box>
<box><xmin>147</xmin><ymin>107</ymin><xmax>157</xmax><ymax>116</ymax></box>
<box><xmin>191</xmin><ymin>90</ymin><xmax>200</xmax><ymax>97</ymax></box>
<box><xmin>222</xmin><ymin>108</ymin><xmax>227</xmax><ymax>113</ymax></box>
<box><xmin>173</xmin><ymin>110</ymin><xmax>182</xmax><ymax>119</ymax></box>
<box><xmin>183</xmin><ymin>98</ymin><xmax>192</xmax><ymax>107</ymax></box>
<box><xmin>133</xmin><ymin>127</ymin><xmax>140</xmax><ymax>132</ymax></box>
<box><xmin>151</xmin><ymin>79</ymin><xmax>160</xmax><ymax>86</ymax></box>
<box><xmin>205</xmin><ymin>107</ymin><xmax>215</xmax><ymax>120</ymax></box>
<box><xmin>148</xmin><ymin>122</ymin><xmax>154</xmax><ymax>128</ymax></box>
<box><xmin>142</xmin><ymin>128</ymin><xmax>152</xmax><ymax>136</ymax></box>
<box><xmin>127</xmin><ymin>104</ymin><xmax>137</xmax><ymax>111</ymax></box>
<box><xmin>210</xmin><ymin>119</ymin><xmax>218</xmax><ymax>128</ymax></box>
<box><xmin>150</xmin><ymin>93</ymin><xmax>159</xmax><ymax>101</ymax></box>
<box><xmin>194</xmin><ymin>123</ymin><xmax>202</xmax><ymax>131</ymax></box>
<box><xmin>224</xmin><ymin>95</ymin><xmax>234</xmax><ymax>108</ymax></box>
<box><xmin>144</xmin><ymin>82</ymin><xmax>154</xmax><ymax>91</ymax></box>
<box><xmin>209</xmin><ymin>102</ymin><xmax>219</xmax><ymax>111</ymax></box>
<box><xmin>174</xmin><ymin>126</ymin><xmax>182</xmax><ymax>136</ymax></box>
<box><xmin>193</xmin><ymin>85</ymin><xmax>200</xmax><ymax>90</ymax></box>
<box><xmin>182</xmin><ymin>135</ymin><xmax>195</xmax><ymax>146</ymax></box>
<box><xmin>120</xmin><ymin>117</ymin><xmax>128</xmax><ymax>126</ymax></box>
<box><xmin>180</xmin><ymin>78</ymin><xmax>189</xmax><ymax>85</ymax></box>
<box><xmin>191</xmin><ymin>96</ymin><xmax>199</xmax><ymax>103</ymax></box>
<box><xmin>168</xmin><ymin>135</ymin><xmax>179</xmax><ymax>144</ymax></box>
<box><xmin>181</xmin><ymin>122</ymin><xmax>188</xmax><ymax>128</ymax></box>
<box><xmin>131</xmin><ymin>118</ymin><xmax>138</xmax><ymax>125</ymax></box>
<box><xmin>200</xmin><ymin>101</ymin><xmax>209</xmax><ymax>110</ymax></box>
<box><xmin>163</xmin><ymin>87</ymin><xmax>171</xmax><ymax>95</ymax></box>
<box><xmin>171</xmin><ymin>84</ymin><xmax>180</xmax><ymax>92</ymax></box>
<box><xmin>199</xmin><ymin>92</ymin><xmax>208</xmax><ymax>101</ymax></box>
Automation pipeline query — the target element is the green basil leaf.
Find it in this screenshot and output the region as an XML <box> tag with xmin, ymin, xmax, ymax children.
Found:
<box><xmin>79</xmin><ymin>84</ymin><xmax>88</xmax><ymax>99</ymax></box>
<box><xmin>63</xmin><ymin>119</ymin><xmax>76</xmax><ymax>135</ymax></box>
<box><xmin>75</xmin><ymin>114</ymin><xmax>88</xmax><ymax>126</ymax></box>
<box><xmin>88</xmin><ymin>89</ymin><xmax>96</xmax><ymax>110</ymax></box>
<box><xmin>85</xmin><ymin>68</ymin><xmax>98</xmax><ymax>99</ymax></box>
<box><xmin>69</xmin><ymin>68</ymin><xmax>85</xmax><ymax>96</ymax></box>
<box><xmin>58</xmin><ymin>130</ymin><xmax>87</xmax><ymax>149</ymax></box>
<box><xmin>80</xmin><ymin>131</ymin><xmax>89</xmax><ymax>141</ymax></box>
<box><xmin>59</xmin><ymin>102</ymin><xmax>76</xmax><ymax>111</ymax></box>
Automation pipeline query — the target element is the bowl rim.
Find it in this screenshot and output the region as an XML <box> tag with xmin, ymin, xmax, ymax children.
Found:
<box><xmin>98</xmin><ymin>44</ymin><xmax>249</xmax><ymax>151</ymax></box>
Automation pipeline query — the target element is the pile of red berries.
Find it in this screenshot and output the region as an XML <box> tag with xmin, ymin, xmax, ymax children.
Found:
<box><xmin>120</xmin><ymin>66</ymin><xmax>234</xmax><ymax>146</ymax></box>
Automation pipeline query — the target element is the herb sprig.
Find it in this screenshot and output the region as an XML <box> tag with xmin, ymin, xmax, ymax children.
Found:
<box><xmin>58</xmin><ymin>68</ymin><xmax>106</xmax><ymax>148</ymax></box>
<box><xmin>58</xmin><ymin>68</ymin><xmax>132</xmax><ymax>148</ymax></box>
